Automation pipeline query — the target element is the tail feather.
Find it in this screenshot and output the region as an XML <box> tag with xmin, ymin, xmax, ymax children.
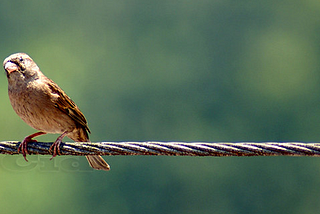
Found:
<box><xmin>68</xmin><ymin>128</ymin><xmax>110</xmax><ymax>171</ymax></box>
<box><xmin>86</xmin><ymin>155</ymin><xmax>110</xmax><ymax>171</ymax></box>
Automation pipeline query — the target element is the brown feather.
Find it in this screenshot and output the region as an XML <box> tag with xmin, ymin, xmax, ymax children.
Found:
<box><xmin>47</xmin><ymin>80</ymin><xmax>91</xmax><ymax>134</ymax></box>
<box><xmin>3</xmin><ymin>52</ymin><xmax>109</xmax><ymax>171</ymax></box>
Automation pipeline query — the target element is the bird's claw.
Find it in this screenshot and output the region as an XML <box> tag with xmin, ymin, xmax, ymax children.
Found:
<box><xmin>18</xmin><ymin>138</ymin><xmax>37</xmax><ymax>162</ymax></box>
<box><xmin>49</xmin><ymin>140</ymin><xmax>62</xmax><ymax>160</ymax></box>
<box><xmin>49</xmin><ymin>131</ymin><xmax>68</xmax><ymax>160</ymax></box>
<box><xmin>18</xmin><ymin>132</ymin><xmax>46</xmax><ymax>162</ymax></box>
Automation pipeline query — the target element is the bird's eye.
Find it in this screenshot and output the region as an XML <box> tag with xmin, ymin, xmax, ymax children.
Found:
<box><xmin>19</xmin><ymin>57</ymin><xmax>23</xmax><ymax>62</ymax></box>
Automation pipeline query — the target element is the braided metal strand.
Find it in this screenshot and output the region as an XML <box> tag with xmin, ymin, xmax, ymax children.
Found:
<box><xmin>1</xmin><ymin>141</ymin><xmax>320</xmax><ymax>157</ymax></box>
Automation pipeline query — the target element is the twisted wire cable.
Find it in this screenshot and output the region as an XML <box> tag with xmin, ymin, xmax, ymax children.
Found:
<box><xmin>0</xmin><ymin>141</ymin><xmax>320</xmax><ymax>157</ymax></box>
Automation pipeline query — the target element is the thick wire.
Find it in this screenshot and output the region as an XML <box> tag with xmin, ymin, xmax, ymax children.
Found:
<box><xmin>1</xmin><ymin>141</ymin><xmax>320</xmax><ymax>157</ymax></box>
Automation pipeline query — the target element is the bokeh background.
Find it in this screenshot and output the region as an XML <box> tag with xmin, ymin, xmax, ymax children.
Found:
<box><xmin>1</xmin><ymin>0</ymin><xmax>320</xmax><ymax>213</ymax></box>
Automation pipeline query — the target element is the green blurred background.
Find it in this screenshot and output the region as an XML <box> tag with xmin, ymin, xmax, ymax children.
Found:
<box><xmin>1</xmin><ymin>0</ymin><xmax>320</xmax><ymax>213</ymax></box>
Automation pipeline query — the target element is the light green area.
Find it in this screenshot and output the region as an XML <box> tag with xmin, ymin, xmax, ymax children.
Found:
<box><xmin>1</xmin><ymin>0</ymin><xmax>320</xmax><ymax>213</ymax></box>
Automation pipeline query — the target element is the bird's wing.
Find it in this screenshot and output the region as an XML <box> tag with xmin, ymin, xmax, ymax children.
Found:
<box><xmin>47</xmin><ymin>80</ymin><xmax>91</xmax><ymax>134</ymax></box>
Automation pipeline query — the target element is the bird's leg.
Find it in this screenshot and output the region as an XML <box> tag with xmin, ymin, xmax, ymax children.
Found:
<box><xmin>49</xmin><ymin>131</ymin><xmax>69</xmax><ymax>160</ymax></box>
<box><xmin>18</xmin><ymin>131</ymin><xmax>47</xmax><ymax>162</ymax></box>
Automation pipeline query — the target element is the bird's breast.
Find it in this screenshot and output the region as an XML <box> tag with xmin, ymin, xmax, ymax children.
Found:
<box><xmin>8</xmin><ymin>83</ymin><xmax>77</xmax><ymax>134</ymax></box>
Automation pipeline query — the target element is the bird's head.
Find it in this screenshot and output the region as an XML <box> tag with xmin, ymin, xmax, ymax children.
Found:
<box><xmin>3</xmin><ymin>53</ymin><xmax>41</xmax><ymax>83</ymax></box>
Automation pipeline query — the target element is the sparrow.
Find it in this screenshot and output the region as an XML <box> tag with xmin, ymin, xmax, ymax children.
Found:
<box><xmin>3</xmin><ymin>53</ymin><xmax>110</xmax><ymax>171</ymax></box>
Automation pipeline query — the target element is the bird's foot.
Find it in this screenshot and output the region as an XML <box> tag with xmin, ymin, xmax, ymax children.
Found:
<box><xmin>18</xmin><ymin>132</ymin><xmax>46</xmax><ymax>162</ymax></box>
<box><xmin>49</xmin><ymin>140</ymin><xmax>61</xmax><ymax>160</ymax></box>
<box><xmin>18</xmin><ymin>137</ymin><xmax>36</xmax><ymax>162</ymax></box>
<box><xmin>49</xmin><ymin>131</ymin><xmax>68</xmax><ymax>160</ymax></box>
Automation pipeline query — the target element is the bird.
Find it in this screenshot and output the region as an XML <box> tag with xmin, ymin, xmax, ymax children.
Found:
<box><xmin>3</xmin><ymin>53</ymin><xmax>110</xmax><ymax>171</ymax></box>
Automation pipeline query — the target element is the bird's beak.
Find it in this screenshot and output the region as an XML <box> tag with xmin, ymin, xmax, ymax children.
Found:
<box><xmin>4</xmin><ymin>61</ymin><xmax>19</xmax><ymax>74</ymax></box>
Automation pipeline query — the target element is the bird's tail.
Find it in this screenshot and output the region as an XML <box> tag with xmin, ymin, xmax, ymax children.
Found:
<box><xmin>68</xmin><ymin>129</ymin><xmax>110</xmax><ymax>171</ymax></box>
<box><xmin>86</xmin><ymin>155</ymin><xmax>110</xmax><ymax>171</ymax></box>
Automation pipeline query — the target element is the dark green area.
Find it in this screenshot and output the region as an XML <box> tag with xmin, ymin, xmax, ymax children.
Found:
<box><xmin>1</xmin><ymin>0</ymin><xmax>320</xmax><ymax>213</ymax></box>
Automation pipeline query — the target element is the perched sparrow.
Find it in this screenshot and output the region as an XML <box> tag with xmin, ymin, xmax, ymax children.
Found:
<box><xmin>3</xmin><ymin>53</ymin><xmax>110</xmax><ymax>171</ymax></box>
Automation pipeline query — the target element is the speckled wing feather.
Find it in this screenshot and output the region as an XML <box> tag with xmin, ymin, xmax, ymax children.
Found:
<box><xmin>47</xmin><ymin>80</ymin><xmax>91</xmax><ymax>134</ymax></box>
